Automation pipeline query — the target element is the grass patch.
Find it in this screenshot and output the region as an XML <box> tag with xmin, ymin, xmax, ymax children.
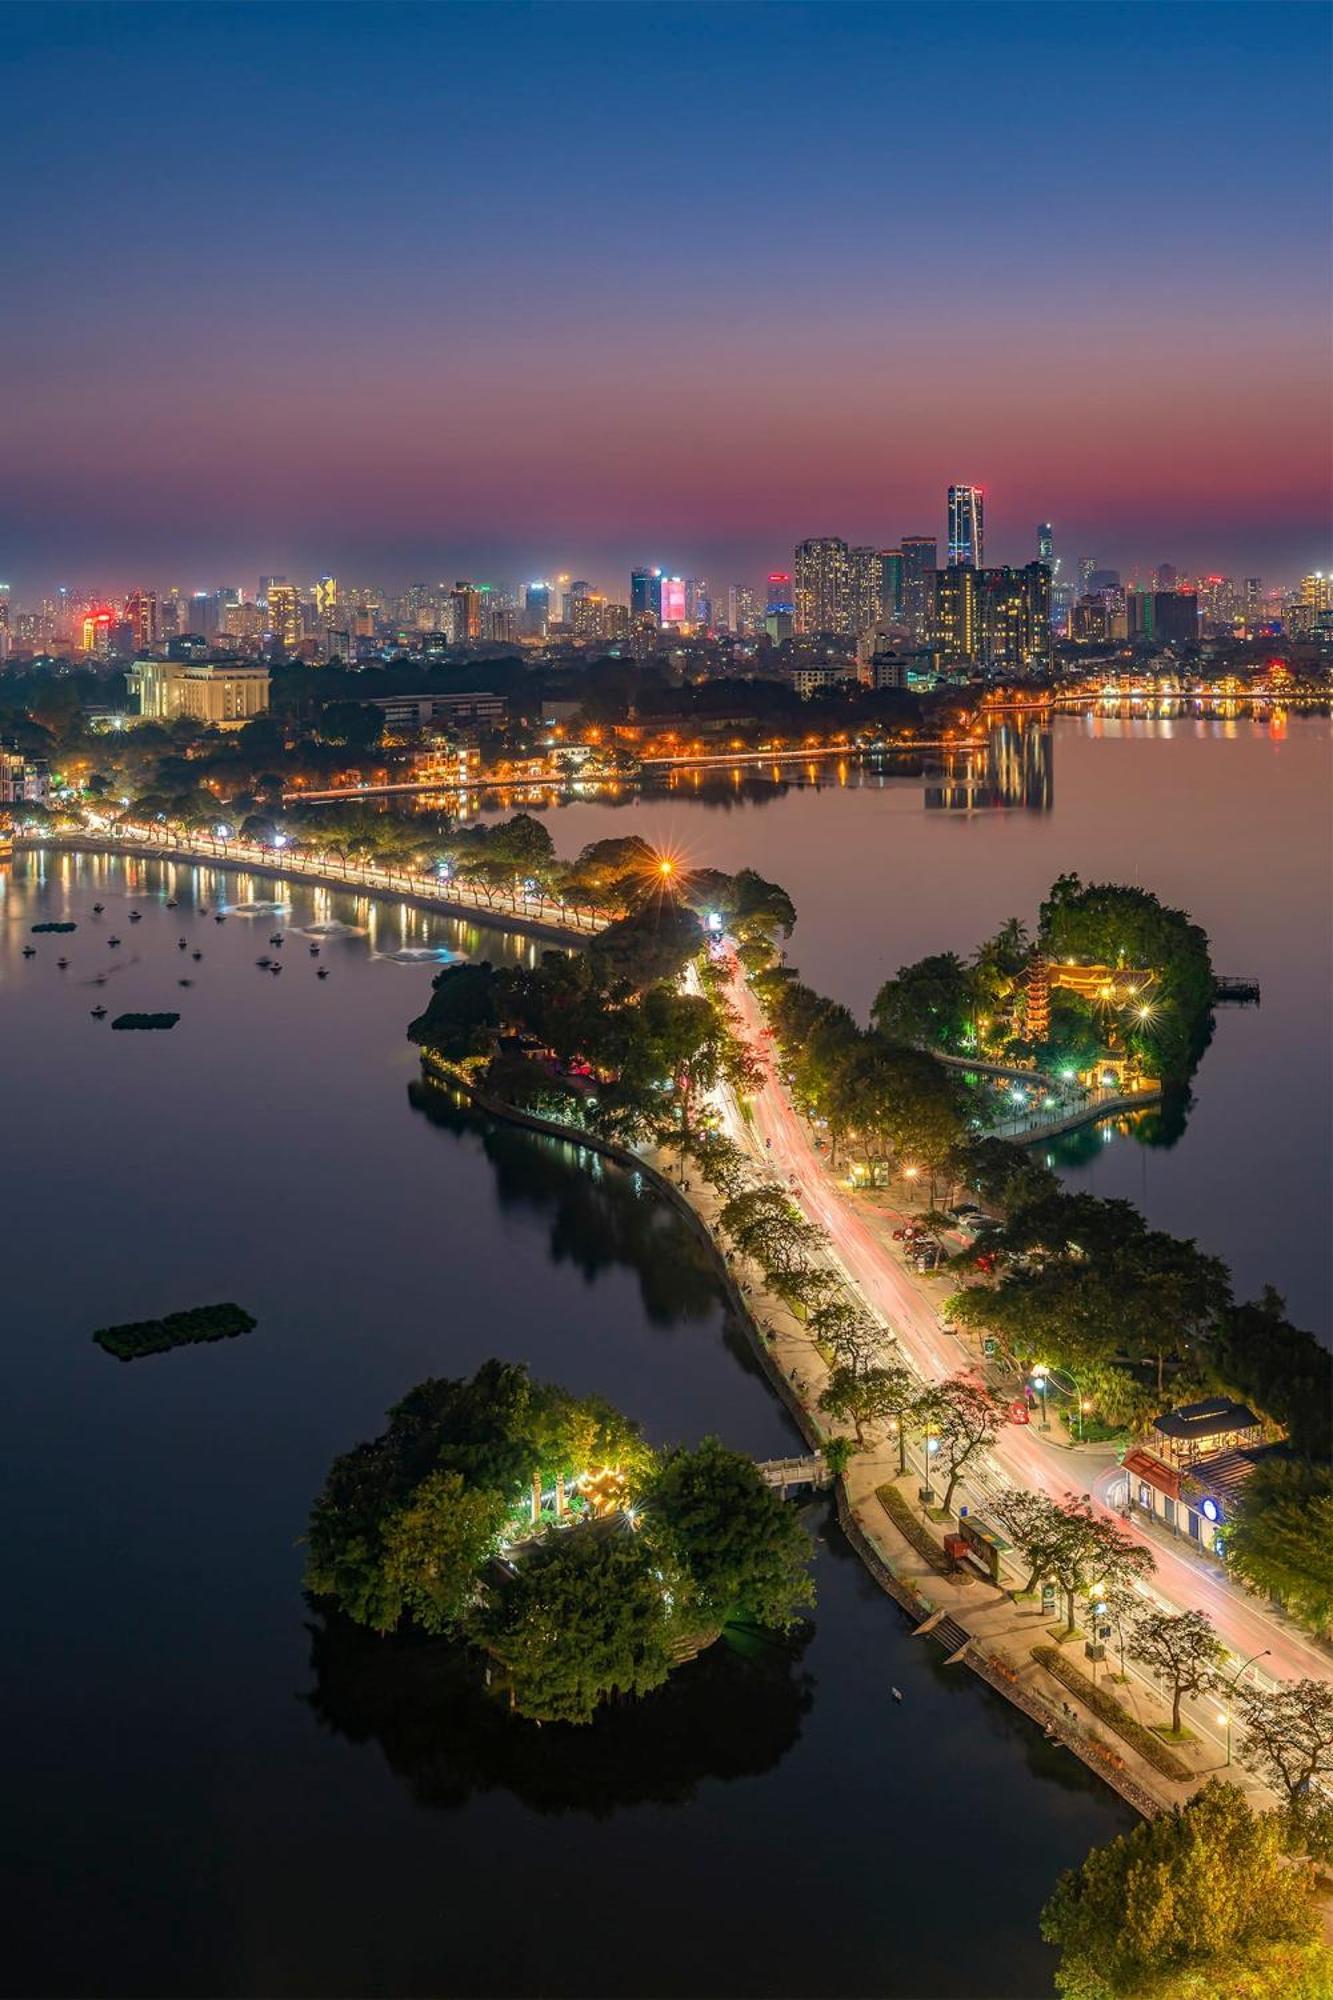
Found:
<box><xmin>1046</xmin><ymin>1623</ymin><xmax>1084</xmax><ymax>1645</ymax></box>
<box><xmin>875</xmin><ymin>1483</ymin><xmax>967</xmax><ymax>1580</ymax></box>
<box><xmin>1151</xmin><ymin>1724</ymin><xmax>1198</xmax><ymax>1744</ymax></box>
<box><xmin>1032</xmin><ymin>1644</ymin><xmax>1192</xmax><ymax>1782</ymax></box>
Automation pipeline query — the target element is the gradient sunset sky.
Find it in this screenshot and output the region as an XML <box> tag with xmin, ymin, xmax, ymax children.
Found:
<box><xmin>3</xmin><ymin>0</ymin><xmax>1328</xmax><ymax>596</ymax></box>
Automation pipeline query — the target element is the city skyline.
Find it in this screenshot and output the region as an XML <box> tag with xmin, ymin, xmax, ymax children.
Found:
<box><xmin>1</xmin><ymin>1</ymin><xmax>1328</xmax><ymax>594</ymax></box>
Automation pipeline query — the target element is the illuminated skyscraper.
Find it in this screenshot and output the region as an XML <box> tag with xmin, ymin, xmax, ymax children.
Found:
<box><xmin>947</xmin><ymin>485</ymin><xmax>984</xmax><ymax>568</ymax></box>
<box><xmin>1078</xmin><ymin>556</ymin><xmax>1096</xmax><ymax>597</ymax></box>
<box><xmin>880</xmin><ymin>549</ymin><xmax>904</xmax><ymax>624</ymax></box>
<box><xmin>450</xmin><ymin>581</ymin><xmax>482</xmax><ymax>642</ymax></box>
<box><xmin>1037</xmin><ymin>524</ymin><xmax>1054</xmax><ymax>569</ymax></box>
<box><xmin>265</xmin><ymin>582</ymin><xmax>301</xmax><ymax>652</ymax></box>
<box><xmin>900</xmin><ymin>536</ymin><xmax>937</xmax><ymax>644</ymax></box>
<box><xmin>793</xmin><ymin>537</ymin><xmax>852</xmax><ymax>635</ymax></box>
<box><xmin>766</xmin><ymin>571</ymin><xmax>793</xmax><ymax>615</ymax></box>
<box><xmin>630</xmin><ymin>567</ymin><xmax>662</xmax><ymax>622</ymax></box>
<box><xmin>935</xmin><ymin>563</ymin><xmax>1051</xmax><ymax>671</ymax></box>
<box><xmin>314</xmin><ymin>575</ymin><xmax>338</xmax><ymax>621</ymax></box>
<box><xmin>125</xmin><ymin>588</ymin><xmax>158</xmax><ymax>651</ymax></box>
<box><xmin>848</xmin><ymin>546</ymin><xmax>882</xmax><ymax>636</ymax></box>
<box><xmin>727</xmin><ymin>584</ymin><xmax>757</xmax><ymax>633</ymax></box>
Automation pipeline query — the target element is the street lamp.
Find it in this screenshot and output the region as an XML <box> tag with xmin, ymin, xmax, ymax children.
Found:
<box><xmin>921</xmin><ymin>1430</ymin><xmax>938</xmax><ymax>1507</ymax></box>
<box><xmin>1217</xmin><ymin>1647</ymin><xmax>1272</xmax><ymax>1766</ymax></box>
<box><xmin>1032</xmin><ymin>1367</ymin><xmax>1050</xmax><ymax>1432</ymax></box>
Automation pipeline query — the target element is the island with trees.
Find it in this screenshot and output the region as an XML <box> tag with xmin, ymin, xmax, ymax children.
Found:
<box><xmin>93</xmin><ymin>1301</ymin><xmax>257</xmax><ymax>1360</ymax></box>
<box><xmin>871</xmin><ymin>871</ymin><xmax>1216</xmax><ymax>1095</ymax></box>
<box><xmin>304</xmin><ymin>1360</ymin><xmax>815</xmax><ymax>1725</ymax></box>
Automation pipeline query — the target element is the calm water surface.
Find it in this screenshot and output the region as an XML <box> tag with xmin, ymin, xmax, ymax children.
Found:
<box><xmin>1</xmin><ymin>850</ymin><xmax>1132</xmax><ymax>1999</ymax></box>
<box><xmin>515</xmin><ymin>714</ymin><xmax>1332</xmax><ymax>1339</ymax></box>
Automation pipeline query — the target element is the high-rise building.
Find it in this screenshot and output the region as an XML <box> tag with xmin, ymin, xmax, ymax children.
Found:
<box><xmin>1087</xmin><ymin>568</ymin><xmax>1121</xmax><ymax>595</ymax></box>
<box><xmin>1127</xmin><ymin>591</ymin><xmax>1199</xmax><ymax>645</ymax></box>
<box><xmin>1197</xmin><ymin>576</ymin><xmax>1237</xmax><ymax>632</ymax></box>
<box><xmin>900</xmin><ymin>537</ymin><xmax>937</xmax><ymax>644</ymax></box>
<box><xmin>880</xmin><ymin>549</ymin><xmax>904</xmax><ymax>625</ymax></box>
<box><xmin>947</xmin><ymin>485</ymin><xmax>984</xmax><ymax>568</ymax></box>
<box><xmin>1078</xmin><ymin>556</ymin><xmax>1096</xmax><ymax>597</ymax></box>
<box><xmin>81</xmin><ymin>607</ymin><xmax>115</xmax><ymax>656</ymax></box>
<box><xmin>314</xmin><ymin>575</ymin><xmax>338</xmax><ymax>622</ymax></box>
<box><xmin>523</xmin><ymin>582</ymin><xmax>551</xmax><ymax>637</ymax></box>
<box><xmin>659</xmin><ymin>576</ymin><xmax>687</xmax><ymax>626</ymax></box>
<box><xmin>727</xmin><ymin>584</ymin><xmax>757</xmax><ymax>634</ymax></box>
<box><xmin>450</xmin><ymin>581</ymin><xmax>482</xmax><ymax>643</ymax></box>
<box><xmin>1073</xmin><ymin>596</ymin><xmax>1111</xmax><ymax>643</ymax></box>
<box><xmin>630</xmin><ymin>567</ymin><xmax>663</xmax><ymax>622</ymax></box>
<box><xmin>1037</xmin><ymin>524</ymin><xmax>1054</xmax><ymax>570</ymax></box>
<box><xmin>265</xmin><ymin>582</ymin><xmax>301</xmax><ymax>652</ymax></box>
<box><xmin>1154</xmin><ymin>564</ymin><xmax>1178</xmax><ymax>593</ymax></box>
<box><xmin>1291</xmin><ymin>573</ymin><xmax>1331</xmax><ymax>633</ymax></box>
<box><xmin>125</xmin><ymin>588</ymin><xmax>158</xmax><ymax>652</ymax></box>
<box><xmin>1243</xmin><ymin>578</ymin><xmax>1264</xmax><ymax>628</ymax></box>
<box><xmin>848</xmin><ymin>546</ymin><xmax>883</xmax><ymax>636</ymax></box>
<box><xmin>935</xmin><ymin>563</ymin><xmax>1051</xmax><ymax>672</ymax></box>
<box><xmin>766</xmin><ymin>571</ymin><xmax>793</xmax><ymax>616</ymax></box>
<box><xmin>189</xmin><ymin>591</ymin><xmax>221</xmax><ymax>638</ymax></box>
<box><xmin>934</xmin><ymin>566</ymin><xmax>976</xmax><ymax>663</ymax></box>
<box><xmin>793</xmin><ymin>536</ymin><xmax>852</xmax><ymax>635</ymax></box>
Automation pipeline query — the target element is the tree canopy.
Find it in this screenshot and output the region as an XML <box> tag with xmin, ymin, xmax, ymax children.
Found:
<box><xmin>305</xmin><ymin>1363</ymin><xmax>814</xmax><ymax>1725</ymax></box>
<box><xmin>1040</xmin><ymin>1780</ymin><xmax>1330</xmax><ymax>2000</ymax></box>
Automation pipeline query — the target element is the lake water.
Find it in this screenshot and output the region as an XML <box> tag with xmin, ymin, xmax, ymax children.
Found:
<box><xmin>1</xmin><ymin>849</ymin><xmax>1132</xmax><ymax>1999</ymax></box>
<box><xmin>509</xmin><ymin>712</ymin><xmax>1332</xmax><ymax>1341</ymax></box>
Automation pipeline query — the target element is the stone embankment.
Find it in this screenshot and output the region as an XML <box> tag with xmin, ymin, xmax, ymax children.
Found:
<box><xmin>417</xmin><ymin>1052</ymin><xmax>1257</xmax><ymax>1824</ymax></box>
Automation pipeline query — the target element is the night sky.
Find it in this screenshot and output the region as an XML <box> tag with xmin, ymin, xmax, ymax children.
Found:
<box><xmin>3</xmin><ymin>1</ymin><xmax>1328</xmax><ymax>594</ymax></box>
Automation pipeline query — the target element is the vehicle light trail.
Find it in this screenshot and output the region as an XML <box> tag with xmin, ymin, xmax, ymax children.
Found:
<box><xmin>719</xmin><ymin>960</ymin><xmax>1330</xmax><ymax>1692</ymax></box>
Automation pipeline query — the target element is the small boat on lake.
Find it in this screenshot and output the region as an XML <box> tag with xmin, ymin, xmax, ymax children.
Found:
<box><xmin>57</xmin><ymin>957</ymin><xmax>69</xmax><ymax>969</ymax></box>
<box><xmin>165</xmin><ymin>900</ymin><xmax>177</xmax><ymax>909</ymax></box>
<box><xmin>271</xmin><ymin>963</ymin><xmax>283</xmax><ymax>975</ymax></box>
<box><xmin>91</xmin><ymin>1005</ymin><xmax>107</xmax><ymax>1018</ymax></box>
<box><xmin>178</xmin><ymin>938</ymin><xmax>188</xmax><ymax>949</ymax></box>
<box><xmin>128</xmin><ymin>911</ymin><xmax>142</xmax><ymax>923</ymax></box>
<box><xmin>316</xmin><ymin>966</ymin><xmax>330</xmax><ymax>979</ymax></box>
<box><xmin>256</xmin><ymin>957</ymin><xmax>272</xmax><ymax>969</ymax></box>
<box><xmin>214</xmin><ymin>914</ymin><xmax>226</xmax><ymax>924</ymax></box>
<box><xmin>269</xmin><ymin>934</ymin><xmax>284</xmax><ymax>947</ymax></box>
<box><xmin>309</xmin><ymin>943</ymin><xmax>320</xmax><ymax>955</ymax></box>
<box><xmin>191</xmin><ymin>950</ymin><xmax>203</xmax><ymax>961</ymax></box>
<box><xmin>108</xmin><ymin>937</ymin><xmax>122</xmax><ymax>947</ymax></box>
<box><xmin>92</xmin><ymin>903</ymin><xmax>105</xmax><ymax>914</ymax></box>
<box><xmin>178</xmin><ymin>978</ymin><xmax>193</xmax><ymax>988</ymax></box>
<box><xmin>22</xmin><ymin>945</ymin><xmax>36</xmax><ymax>958</ymax></box>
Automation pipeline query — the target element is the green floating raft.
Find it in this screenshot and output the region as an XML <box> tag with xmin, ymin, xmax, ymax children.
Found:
<box><xmin>93</xmin><ymin>1303</ymin><xmax>257</xmax><ymax>1361</ymax></box>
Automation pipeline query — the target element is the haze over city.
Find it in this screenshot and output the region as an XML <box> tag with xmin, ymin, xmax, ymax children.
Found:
<box><xmin>2</xmin><ymin>0</ymin><xmax>1329</xmax><ymax>595</ymax></box>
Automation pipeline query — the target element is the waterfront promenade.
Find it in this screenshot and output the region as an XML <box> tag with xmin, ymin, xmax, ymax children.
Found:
<box><xmin>27</xmin><ymin>826</ymin><xmax>607</xmax><ymax>948</ymax></box>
